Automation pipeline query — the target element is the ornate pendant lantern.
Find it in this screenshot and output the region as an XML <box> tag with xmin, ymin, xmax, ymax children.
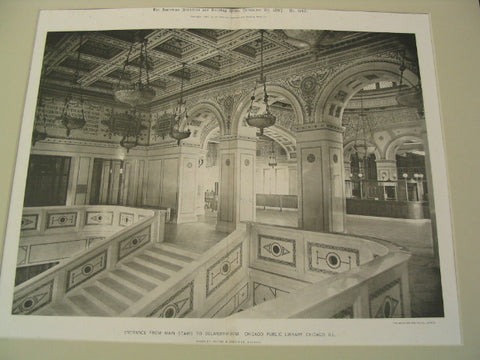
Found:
<box><xmin>246</xmin><ymin>30</ymin><xmax>276</xmax><ymax>135</ymax></box>
<box><xmin>169</xmin><ymin>63</ymin><xmax>191</xmax><ymax>145</ymax></box>
<box><xmin>113</xmin><ymin>32</ymin><xmax>155</xmax><ymax>107</ymax></box>
<box><xmin>32</xmin><ymin>97</ymin><xmax>48</xmax><ymax>146</ymax></box>
<box><xmin>101</xmin><ymin>107</ymin><xmax>147</xmax><ymax>152</ymax></box>
<box><xmin>59</xmin><ymin>34</ymin><xmax>87</xmax><ymax>136</ymax></box>
<box><xmin>352</xmin><ymin>91</ymin><xmax>376</xmax><ymax>177</ymax></box>
<box><xmin>268</xmin><ymin>140</ymin><xmax>277</xmax><ymax>168</ymax></box>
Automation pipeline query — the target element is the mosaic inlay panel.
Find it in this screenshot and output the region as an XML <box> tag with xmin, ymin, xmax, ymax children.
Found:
<box><xmin>66</xmin><ymin>250</ymin><xmax>107</xmax><ymax>291</ymax></box>
<box><xmin>17</xmin><ymin>246</ymin><xmax>28</xmax><ymax>266</ymax></box>
<box><xmin>206</xmin><ymin>243</ymin><xmax>242</xmax><ymax>296</ymax></box>
<box><xmin>118</xmin><ymin>226</ymin><xmax>150</xmax><ymax>260</ymax></box>
<box><xmin>47</xmin><ymin>212</ymin><xmax>77</xmax><ymax>229</ymax></box>
<box><xmin>21</xmin><ymin>214</ymin><xmax>38</xmax><ymax>230</ymax></box>
<box><xmin>148</xmin><ymin>282</ymin><xmax>194</xmax><ymax>318</ymax></box>
<box><xmin>308</xmin><ymin>242</ymin><xmax>360</xmax><ymax>275</ymax></box>
<box><xmin>369</xmin><ymin>279</ymin><xmax>403</xmax><ymax>318</ymax></box>
<box><xmin>212</xmin><ymin>283</ymin><xmax>249</xmax><ymax>318</ymax></box>
<box><xmin>332</xmin><ymin>306</ymin><xmax>354</xmax><ymax>318</ymax></box>
<box><xmin>119</xmin><ymin>212</ymin><xmax>135</xmax><ymax>227</ymax></box>
<box><xmin>12</xmin><ymin>280</ymin><xmax>54</xmax><ymax>315</ymax></box>
<box><xmin>253</xmin><ymin>282</ymin><xmax>289</xmax><ymax>306</ymax></box>
<box><xmin>85</xmin><ymin>211</ymin><xmax>113</xmax><ymax>225</ymax></box>
<box><xmin>258</xmin><ymin>235</ymin><xmax>296</xmax><ymax>267</ymax></box>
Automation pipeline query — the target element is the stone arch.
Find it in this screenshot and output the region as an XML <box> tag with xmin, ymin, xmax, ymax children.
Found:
<box><xmin>231</xmin><ymin>83</ymin><xmax>305</xmax><ymax>136</ymax></box>
<box><xmin>181</xmin><ymin>100</ymin><xmax>226</xmax><ymax>136</ymax></box>
<box><xmin>385</xmin><ymin>134</ymin><xmax>425</xmax><ymax>161</ymax></box>
<box><xmin>313</xmin><ymin>60</ymin><xmax>420</xmax><ymax>127</ymax></box>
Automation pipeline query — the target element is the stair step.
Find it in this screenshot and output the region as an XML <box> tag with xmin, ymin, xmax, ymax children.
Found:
<box><xmin>123</xmin><ymin>261</ymin><xmax>170</xmax><ymax>281</ymax></box>
<box><xmin>149</xmin><ymin>246</ymin><xmax>195</xmax><ymax>263</ymax></box>
<box><xmin>161</xmin><ymin>243</ymin><xmax>201</xmax><ymax>258</ymax></box>
<box><xmin>83</xmin><ymin>285</ymin><xmax>130</xmax><ymax>313</ymax></box>
<box><xmin>68</xmin><ymin>294</ymin><xmax>112</xmax><ymax>317</ymax></box>
<box><xmin>136</xmin><ymin>254</ymin><xmax>183</xmax><ymax>272</ymax></box>
<box><xmin>98</xmin><ymin>277</ymin><xmax>142</xmax><ymax>302</ymax></box>
<box><xmin>111</xmin><ymin>269</ymin><xmax>156</xmax><ymax>291</ymax></box>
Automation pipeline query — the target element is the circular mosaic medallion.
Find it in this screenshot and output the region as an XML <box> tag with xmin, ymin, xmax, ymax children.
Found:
<box><xmin>326</xmin><ymin>252</ymin><xmax>341</xmax><ymax>269</ymax></box>
<box><xmin>22</xmin><ymin>298</ymin><xmax>35</xmax><ymax>311</ymax></box>
<box><xmin>162</xmin><ymin>304</ymin><xmax>177</xmax><ymax>318</ymax></box>
<box><xmin>300</xmin><ymin>76</ymin><xmax>317</xmax><ymax>93</ymax></box>
<box><xmin>271</xmin><ymin>243</ymin><xmax>282</xmax><ymax>257</ymax></box>
<box><xmin>59</xmin><ymin>217</ymin><xmax>67</xmax><ymax>223</ymax></box>
<box><xmin>225</xmin><ymin>159</ymin><xmax>231</xmax><ymax>166</ymax></box>
<box><xmin>81</xmin><ymin>264</ymin><xmax>94</xmax><ymax>275</ymax></box>
<box><xmin>132</xmin><ymin>238</ymin><xmax>139</xmax><ymax>246</ymax></box>
<box><xmin>244</xmin><ymin>159</ymin><xmax>250</xmax><ymax>166</ymax></box>
<box><xmin>333</xmin><ymin>154</ymin><xmax>338</xmax><ymax>163</ymax></box>
<box><xmin>307</xmin><ymin>154</ymin><xmax>316</xmax><ymax>163</ymax></box>
<box><xmin>220</xmin><ymin>262</ymin><xmax>231</xmax><ymax>275</ymax></box>
<box><xmin>97</xmin><ymin>215</ymin><xmax>103</xmax><ymax>221</ymax></box>
<box><xmin>187</xmin><ymin>162</ymin><xmax>193</xmax><ymax>168</ymax></box>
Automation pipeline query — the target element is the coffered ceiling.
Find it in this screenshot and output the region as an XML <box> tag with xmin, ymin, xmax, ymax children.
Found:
<box><xmin>40</xmin><ymin>29</ymin><xmax>408</xmax><ymax>107</ymax></box>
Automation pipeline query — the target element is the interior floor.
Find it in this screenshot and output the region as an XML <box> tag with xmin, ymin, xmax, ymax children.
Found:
<box><xmin>165</xmin><ymin>209</ymin><xmax>443</xmax><ymax>317</ymax></box>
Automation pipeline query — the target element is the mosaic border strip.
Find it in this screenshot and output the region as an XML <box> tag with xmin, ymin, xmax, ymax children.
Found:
<box><xmin>148</xmin><ymin>281</ymin><xmax>194</xmax><ymax>318</ymax></box>
<box><xmin>206</xmin><ymin>243</ymin><xmax>243</xmax><ymax>297</ymax></box>
<box><xmin>307</xmin><ymin>242</ymin><xmax>360</xmax><ymax>275</ymax></box>
<box><xmin>369</xmin><ymin>278</ymin><xmax>404</xmax><ymax>318</ymax></box>
<box><xmin>257</xmin><ymin>234</ymin><xmax>297</xmax><ymax>267</ymax></box>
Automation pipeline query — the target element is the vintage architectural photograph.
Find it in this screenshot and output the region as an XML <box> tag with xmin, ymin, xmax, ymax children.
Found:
<box><xmin>10</xmin><ymin>26</ymin><xmax>443</xmax><ymax>321</ymax></box>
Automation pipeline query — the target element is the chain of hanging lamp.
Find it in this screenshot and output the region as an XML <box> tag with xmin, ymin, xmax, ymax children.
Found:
<box><xmin>169</xmin><ymin>63</ymin><xmax>191</xmax><ymax>145</ymax></box>
<box><xmin>59</xmin><ymin>34</ymin><xmax>87</xmax><ymax>137</ymax></box>
<box><xmin>246</xmin><ymin>30</ymin><xmax>276</xmax><ymax>135</ymax></box>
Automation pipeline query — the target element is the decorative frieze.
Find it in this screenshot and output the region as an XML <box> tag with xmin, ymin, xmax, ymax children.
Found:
<box><xmin>369</xmin><ymin>278</ymin><xmax>404</xmax><ymax>318</ymax></box>
<box><xmin>258</xmin><ymin>235</ymin><xmax>296</xmax><ymax>267</ymax></box>
<box><xmin>21</xmin><ymin>214</ymin><xmax>38</xmax><ymax>231</ymax></box>
<box><xmin>66</xmin><ymin>250</ymin><xmax>107</xmax><ymax>291</ymax></box>
<box><xmin>307</xmin><ymin>243</ymin><xmax>360</xmax><ymax>275</ymax></box>
<box><xmin>85</xmin><ymin>211</ymin><xmax>113</xmax><ymax>225</ymax></box>
<box><xmin>12</xmin><ymin>280</ymin><xmax>54</xmax><ymax>315</ymax></box>
<box><xmin>148</xmin><ymin>281</ymin><xmax>194</xmax><ymax>318</ymax></box>
<box><xmin>47</xmin><ymin>212</ymin><xmax>77</xmax><ymax>229</ymax></box>
<box><xmin>118</xmin><ymin>226</ymin><xmax>151</xmax><ymax>260</ymax></box>
<box><xmin>206</xmin><ymin>243</ymin><xmax>242</xmax><ymax>296</ymax></box>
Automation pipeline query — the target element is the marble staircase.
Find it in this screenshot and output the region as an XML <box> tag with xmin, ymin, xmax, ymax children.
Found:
<box><xmin>35</xmin><ymin>244</ymin><xmax>199</xmax><ymax>317</ymax></box>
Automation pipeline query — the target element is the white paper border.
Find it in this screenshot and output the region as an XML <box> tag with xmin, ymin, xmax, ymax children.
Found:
<box><xmin>0</xmin><ymin>7</ymin><xmax>461</xmax><ymax>345</ymax></box>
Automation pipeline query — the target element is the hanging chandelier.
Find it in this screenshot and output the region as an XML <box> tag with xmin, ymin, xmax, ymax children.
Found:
<box><xmin>268</xmin><ymin>140</ymin><xmax>277</xmax><ymax>168</ymax></box>
<box><xmin>58</xmin><ymin>34</ymin><xmax>87</xmax><ymax>136</ymax></box>
<box><xmin>113</xmin><ymin>32</ymin><xmax>155</xmax><ymax>107</ymax></box>
<box><xmin>352</xmin><ymin>91</ymin><xmax>376</xmax><ymax>171</ymax></box>
<box><xmin>169</xmin><ymin>63</ymin><xmax>191</xmax><ymax>146</ymax></box>
<box><xmin>101</xmin><ymin>107</ymin><xmax>147</xmax><ymax>152</ymax></box>
<box><xmin>396</xmin><ymin>49</ymin><xmax>424</xmax><ymax>115</ymax></box>
<box><xmin>246</xmin><ymin>30</ymin><xmax>276</xmax><ymax>135</ymax></box>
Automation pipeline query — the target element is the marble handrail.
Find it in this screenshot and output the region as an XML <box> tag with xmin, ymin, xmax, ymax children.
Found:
<box><xmin>12</xmin><ymin>206</ymin><xmax>166</xmax><ymax>315</ymax></box>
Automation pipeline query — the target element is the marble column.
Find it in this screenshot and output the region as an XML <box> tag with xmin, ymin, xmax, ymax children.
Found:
<box><xmin>296</xmin><ymin>125</ymin><xmax>345</xmax><ymax>233</ymax></box>
<box><xmin>216</xmin><ymin>136</ymin><xmax>256</xmax><ymax>233</ymax></box>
